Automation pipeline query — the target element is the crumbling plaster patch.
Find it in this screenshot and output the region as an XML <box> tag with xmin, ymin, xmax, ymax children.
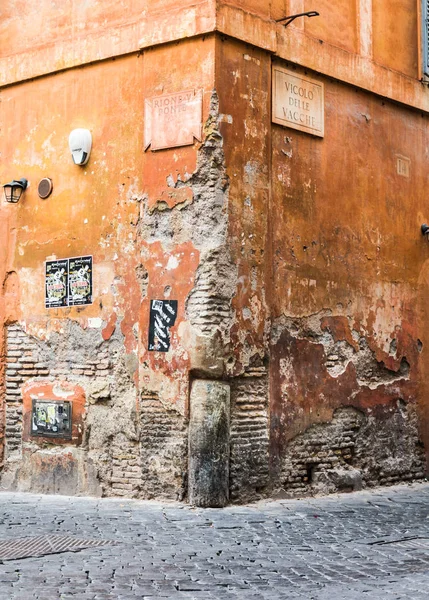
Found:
<box><xmin>271</xmin><ymin>307</ymin><xmax>424</xmax><ymax>496</ymax></box>
<box><xmin>138</xmin><ymin>91</ymin><xmax>230</xmax><ymax>252</ymax></box>
<box><xmin>3</xmin><ymin>320</ymin><xmax>140</xmax><ymax>497</ymax></box>
<box><xmin>278</xmin><ymin>403</ymin><xmax>425</xmax><ymax>497</ymax></box>
<box><xmin>272</xmin><ymin>310</ymin><xmax>412</xmax><ymax>391</ymax></box>
<box><xmin>137</xmin><ymin>91</ymin><xmax>237</xmax><ymax>379</ymax></box>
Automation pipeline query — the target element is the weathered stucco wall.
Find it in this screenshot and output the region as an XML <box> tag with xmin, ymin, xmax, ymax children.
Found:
<box><xmin>269</xmin><ymin>71</ymin><xmax>429</xmax><ymax>493</ymax></box>
<box><xmin>1</xmin><ymin>0</ymin><xmax>429</xmax><ymax>503</ymax></box>
<box><xmin>216</xmin><ymin>34</ymin><xmax>428</xmax><ymax>500</ymax></box>
<box><xmin>0</xmin><ymin>34</ymin><xmax>229</xmax><ymax>498</ymax></box>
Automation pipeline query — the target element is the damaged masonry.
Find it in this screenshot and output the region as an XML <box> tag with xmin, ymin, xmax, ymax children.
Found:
<box><xmin>1</xmin><ymin>0</ymin><xmax>429</xmax><ymax>506</ymax></box>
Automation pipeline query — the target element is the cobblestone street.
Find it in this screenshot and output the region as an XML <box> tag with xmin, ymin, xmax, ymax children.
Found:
<box><xmin>0</xmin><ymin>483</ymin><xmax>429</xmax><ymax>599</ymax></box>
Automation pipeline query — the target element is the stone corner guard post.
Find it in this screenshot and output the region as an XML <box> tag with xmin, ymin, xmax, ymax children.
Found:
<box><xmin>188</xmin><ymin>379</ymin><xmax>231</xmax><ymax>508</ymax></box>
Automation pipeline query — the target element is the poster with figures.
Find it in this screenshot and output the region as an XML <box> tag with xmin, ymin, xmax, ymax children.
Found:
<box><xmin>68</xmin><ymin>256</ymin><xmax>93</xmax><ymax>306</ymax></box>
<box><xmin>31</xmin><ymin>399</ymin><xmax>72</xmax><ymax>438</ymax></box>
<box><xmin>45</xmin><ymin>259</ymin><xmax>68</xmax><ymax>308</ymax></box>
<box><xmin>45</xmin><ymin>255</ymin><xmax>93</xmax><ymax>309</ymax></box>
<box><xmin>148</xmin><ymin>300</ymin><xmax>178</xmax><ymax>352</ymax></box>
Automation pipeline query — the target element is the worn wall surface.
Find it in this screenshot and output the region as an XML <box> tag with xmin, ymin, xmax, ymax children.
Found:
<box><xmin>0</xmin><ymin>32</ymin><xmax>224</xmax><ymax>498</ymax></box>
<box><xmin>217</xmin><ymin>28</ymin><xmax>429</xmax><ymax>499</ymax></box>
<box><xmin>1</xmin><ymin>0</ymin><xmax>429</xmax><ymax>503</ymax></box>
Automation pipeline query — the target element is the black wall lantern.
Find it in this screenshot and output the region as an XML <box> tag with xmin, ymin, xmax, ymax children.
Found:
<box><xmin>3</xmin><ymin>178</ymin><xmax>28</xmax><ymax>203</ymax></box>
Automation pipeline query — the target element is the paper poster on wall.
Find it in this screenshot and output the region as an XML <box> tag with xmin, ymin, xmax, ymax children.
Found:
<box><xmin>45</xmin><ymin>255</ymin><xmax>93</xmax><ymax>308</ymax></box>
<box><xmin>45</xmin><ymin>259</ymin><xmax>68</xmax><ymax>308</ymax></box>
<box><xmin>148</xmin><ymin>300</ymin><xmax>178</xmax><ymax>352</ymax></box>
<box><xmin>31</xmin><ymin>399</ymin><xmax>72</xmax><ymax>438</ymax></box>
<box><xmin>68</xmin><ymin>256</ymin><xmax>93</xmax><ymax>306</ymax></box>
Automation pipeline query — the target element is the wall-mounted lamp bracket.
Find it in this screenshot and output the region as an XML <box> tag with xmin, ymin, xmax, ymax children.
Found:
<box><xmin>3</xmin><ymin>178</ymin><xmax>28</xmax><ymax>203</ymax></box>
<box><xmin>276</xmin><ymin>11</ymin><xmax>319</xmax><ymax>27</ymax></box>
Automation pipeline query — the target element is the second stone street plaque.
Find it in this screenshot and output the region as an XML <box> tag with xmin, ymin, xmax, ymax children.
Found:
<box><xmin>272</xmin><ymin>66</ymin><xmax>324</xmax><ymax>137</ymax></box>
<box><xmin>144</xmin><ymin>89</ymin><xmax>203</xmax><ymax>151</ymax></box>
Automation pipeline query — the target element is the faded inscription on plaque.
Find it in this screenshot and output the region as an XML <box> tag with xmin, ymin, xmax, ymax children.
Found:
<box><xmin>396</xmin><ymin>155</ymin><xmax>410</xmax><ymax>178</ymax></box>
<box><xmin>272</xmin><ymin>66</ymin><xmax>324</xmax><ymax>137</ymax></box>
<box><xmin>145</xmin><ymin>89</ymin><xmax>203</xmax><ymax>151</ymax></box>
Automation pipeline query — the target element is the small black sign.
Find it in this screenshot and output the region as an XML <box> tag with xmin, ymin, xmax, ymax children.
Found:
<box><xmin>68</xmin><ymin>256</ymin><xmax>93</xmax><ymax>306</ymax></box>
<box><xmin>45</xmin><ymin>259</ymin><xmax>68</xmax><ymax>309</ymax></box>
<box><xmin>148</xmin><ymin>300</ymin><xmax>178</xmax><ymax>352</ymax></box>
<box><xmin>31</xmin><ymin>399</ymin><xmax>72</xmax><ymax>438</ymax></box>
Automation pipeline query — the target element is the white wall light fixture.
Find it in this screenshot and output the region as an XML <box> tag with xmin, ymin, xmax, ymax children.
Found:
<box><xmin>68</xmin><ymin>129</ymin><xmax>92</xmax><ymax>166</ymax></box>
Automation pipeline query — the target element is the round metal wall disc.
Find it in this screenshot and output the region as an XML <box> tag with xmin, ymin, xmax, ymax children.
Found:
<box><xmin>38</xmin><ymin>178</ymin><xmax>53</xmax><ymax>199</ymax></box>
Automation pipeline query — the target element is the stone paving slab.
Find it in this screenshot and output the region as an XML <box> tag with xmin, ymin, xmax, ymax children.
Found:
<box><xmin>0</xmin><ymin>483</ymin><xmax>429</xmax><ymax>597</ymax></box>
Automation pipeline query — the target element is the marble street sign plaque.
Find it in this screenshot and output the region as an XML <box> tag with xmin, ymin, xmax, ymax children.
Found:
<box><xmin>144</xmin><ymin>89</ymin><xmax>203</xmax><ymax>151</ymax></box>
<box><xmin>272</xmin><ymin>66</ymin><xmax>324</xmax><ymax>137</ymax></box>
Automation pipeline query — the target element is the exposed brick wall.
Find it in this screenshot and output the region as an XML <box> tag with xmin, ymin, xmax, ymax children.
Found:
<box><xmin>3</xmin><ymin>323</ymin><xmax>190</xmax><ymax>500</ymax></box>
<box><xmin>230</xmin><ymin>369</ymin><xmax>270</xmax><ymax>503</ymax></box>
<box><xmin>279</xmin><ymin>405</ymin><xmax>425</xmax><ymax>497</ymax></box>
<box><xmin>140</xmin><ymin>394</ymin><xmax>187</xmax><ymax>501</ymax></box>
<box><xmin>5</xmin><ymin>325</ymin><xmax>45</xmax><ymax>458</ymax></box>
<box><xmin>4</xmin><ymin>323</ymin><xmax>113</xmax><ymax>459</ymax></box>
<box><xmin>109</xmin><ymin>434</ymin><xmax>142</xmax><ymax>498</ymax></box>
<box><xmin>280</xmin><ymin>408</ymin><xmax>364</xmax><ymax>494</ymax></box>
<box><xmin>4</xmin><ymin>323</ymin><xmax>425</xmax><ymax>502</ymax></box>
<box><xmin>186</xmin><ymin>249</ymin><xmax>236</xmax><ymax>338</ymax></box>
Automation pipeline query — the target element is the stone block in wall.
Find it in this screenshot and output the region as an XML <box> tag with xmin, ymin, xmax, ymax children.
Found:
<box><xmin>188</xmin><ymin>379</ymin><xmax>230</xmax><ymax>508</ymax></box>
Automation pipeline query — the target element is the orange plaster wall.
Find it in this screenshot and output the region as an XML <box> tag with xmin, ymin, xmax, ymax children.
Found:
<box><xmin>22</xmin><ymin>381</ymin><xmax>86</xmax><ymax>445</ymax></box>
<box><xmin>372</xmin><ymin>0</ymin><xmax>419</xmax><ymax>78</ymax></box>
<box><xmin>0</xmin><ymin>56</ymin><xmax>144</xmax><ymax>350</ymax></box>
<box><xmin>0</xmin><ymin>0</ymin><xmax>147</xmax><ymax>58</ymax></box>
<box><xmin>0</xmin><ymin>36</ymin><xmax>217</xmax><ymax>427</ymax></box>
<box><xmin>216</xmin><ymin>38</ymin><xmax>272</xmax><ymax>373</ymax></box>
<box><xmin>219</xmin><ymin>0</ymin><xmax>271</xmax><ymax>19</ymax></box>
<box><xmin>225</xmin><ymin>0</ymin><xmax>420</xmax><ymax>80</ymax></box>
<box><xmin>215</xmin><ymin>30</ymin><xmax>429</xmax><ymax>470</ymax></box>
<box><xmin>221</xmin><ymin>0</ymin><xmax>359</xmax><ymax>53</ymax></box>
<box><xmin>270</xmin><ymin>61</ymin><xmax>429</xmax><ymax>456</ymax></box>
<box><xmin>303</xmin><ymin>0</ymin><xmax>358</xmax><ymax>54</ymax></box>
<box><xmin>0</xmin><ymin>0</ymin><xmax>210</xmax><ymax>60</ymax></box>
<box><xmin>271</xmin><ymin>72</ymin><xmax>429</xmax><ymax>317</ymax></box>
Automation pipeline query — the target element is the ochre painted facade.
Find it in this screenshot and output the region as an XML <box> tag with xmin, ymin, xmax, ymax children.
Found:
<box><xmin>1</xmin><ymin>0</ymin><xmax>429</xmax><ymax>502</ymax></box>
